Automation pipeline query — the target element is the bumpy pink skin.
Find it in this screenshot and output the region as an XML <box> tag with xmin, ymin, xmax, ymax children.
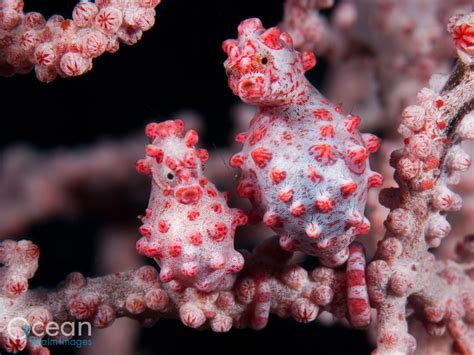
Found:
<box><xmin>224</xmin><ymin>18</ymin><xmax>382</xmax><ymax>266</ymax></box>
<box><xmin>136</xmin><ymin>120</ymin><xmax>247</xmax><ymax>292</ymax></box>
<box><xmin>0</xmin><ymin>0</ymin><xmax>160</xmax><ymax>82</ymax></box>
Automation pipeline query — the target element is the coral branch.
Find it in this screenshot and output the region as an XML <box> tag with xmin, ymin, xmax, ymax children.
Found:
<box><xmin>367</xmin><ymin>13</ymin><xmax>474</xmax><ymax>354</ymax></box>
<box><xmin>0</xmin><ymin>237</ymin><xmax>360</xmax><ymax>353</ymax></box>
<box><xmin>0</xmin><ymin>0</ymin><xmax>161</xmax><ymax>82</ymax></box>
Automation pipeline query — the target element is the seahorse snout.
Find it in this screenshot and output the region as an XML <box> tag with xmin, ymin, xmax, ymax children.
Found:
<box><xmin>175</xmin><ymin>185</ymin><xmax>203</xmax><ymax>204</ymax></box>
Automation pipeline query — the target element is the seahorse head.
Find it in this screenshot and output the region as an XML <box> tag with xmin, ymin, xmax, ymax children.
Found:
<box><xmin>223</xmin><ymin>18</ymin><xmax>316</xmax><ymax>106</ymax></box>
<box><xmin>136</xmin><ymin>119</ymin><xmax>208</xmax><ymax>205</ymax></box>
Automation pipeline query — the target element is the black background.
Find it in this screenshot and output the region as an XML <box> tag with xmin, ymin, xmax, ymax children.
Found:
<box><xmin>1</xmin><ymin>0</ymin><xmax>371</xmax><ymax>353</ymax></box>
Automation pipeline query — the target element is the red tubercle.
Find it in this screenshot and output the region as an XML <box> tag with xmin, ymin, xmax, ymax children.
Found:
<box><xmin>320</xmin><ymin>124</ymin><xmax>335</xmax><ymax>138</ymax></box>
<box><xmin>341</xmin><ymin>181</ymin><xmax>358</xmax><ymax>198</ymax></box>
<box><xmin>344</xmin><ymin>115</ymin><xmax>360</xmax><ymax>133</ymax></box>
<box><xmin>136</xmin><ymin>159</ymin><xmax>151</xmax><ymax>175</ymax></box>
<box><xmin>307</xmin><ymin>166</ymin><xmax>323</xmax><ymax>183</ymax></box>
<box><xmin>348</xmin><ymin>217</ymin><xmax>370</xmax><ymax>236</ymax></box>
<box><xmin>235</xmin><ymin>132</ymin><xmax>248</xmax><ymax>144</ymax></box>
<box><xmin>230</xmin><ymin>153</ymin><xmax>245</xmax><ymax>168</ymax></box>
<box><xmin>212</xmin><ymin>203</ymin><xmax>222</xmax><ymax>213</ymax></box>
<box><xmin>278</xmin><ymin>187</ymin><xmax>294</xmax><ymax>203</ymax></box>
<box><xmin>184</xmin><ymin>129</ymin><xmax>199</xmax><ymax>147</ymax></box>
<box><xmin>168</xmin><ymin>242</ymin><xmax>182</xmax><ymax>257</ymax></box>
<box><xmin>160</xmin><ymin>268</ymin><xmax>174</xmax><ymax>283</ymax></box>
<box><xmin>207</xmin><ymin>187</ymin><xmax>217</xmax><ymax>197</ymax></box>
<box><xmin>251</xmin><ymin>148</ymin><xmax>273</xmax><ymax>168</ymax></box>
<box><xmin>187</xmin><ymin>210</ymin><xmax>200</xmax><ymax>221</ymax></box>
<box><xmin>189</xmin><ymin>231</ymin><xmax>203</xmax><ymax>246</ymax></box>
<box><xmin>175</xmin><ymin>185</ymin><xmax>202</xmax><ymax>204</ymax></box>
<box><xmin>300</xmin><ymin>50</ymin><xmax>316</xmax><ymax>72</ymax></box>
<box><xmin>145</xmin><ymin>122</ymin><xmax>160</xmax><ymax>140</ymax></box>
<box><xmin>158</xmin><ymin>220</ymin><xmax>170</xmax><ymax>233</ymax></box>
<box><xmin>232</xmin><ymin>209</ymin><xmax>248</xmax><ymax>227</ymax></box>
<box><xmin>334</xmin><ymin>103</ymin><xmax>343</xmax><ymax>113</ymax></box>
<box><xmin>146</xmin><ymin>244</ymin><xmax>162</xmax><ymax>259</ymax></box>
<box><xmin>183</xmin><ymin>150</ymin><xmax>197</xmax><ymax>167</ymax></box>
<box><xmin>346</xmin><ymin>146</ymin><xmax>369</xmax><ymax>169</ymax></box>
<box><xmin>305</xmin><ymin>223</ymin><xmax>321</xmax><ymax>239</ymax></box>
<box><xmin>368</xmin><ymin>173</ymin><xmax>384</xmax><ymax>188</ymax></box>
<box><xmin>364</xmin><ymin>134</ymin><xmax>381</xmax><ymax>153</ymax></box>
<box><xmin>260</xmin><ymin>27</ymin><xmax>284</xmax><ymax>50</ymax></box>
<box><xmin>290</xmin><ymin>202</ymin><xmax>306</xmax><ymax>217</ymax></box>
<box><xmin>145</xmin><ymin>208</ymin><xmax>153</xmax><ymax>218</ymax></box>
<box><xmin>237</xmin><ymin>180</ymin><xmax>255</xmax><ymax>198</ymax></box>
<box><xmin>146</xmin><ymin>144</ymin><xmax>164</xmax><ymax>163</ymax></box>
<box><xmin>174</xmin><ymin>119</ymin><xmax>185</xmax><ymax>133</ymax></box>
<box><xmin>196</xmin><ymin>148</ymin><xmax>209</xmax><ymax>163</ymax></box>
<box><xmin>309</xmin><ymin>144</ymin><xmax>335</xmax><ymax>165</ymax></box>
<box><xmin>270</xmin><ymin>167</ymin><xmax>286</xmax><ymax>184</ymax></box>
<box><xmin>314</xmin><ymin>197</ymin><xmax>335</xmax><ymax>213</ymax></box>
<box><xmin>263</xmin><ymin>212</ymin><xmax>282</xmax><ymax>228</ymax></box>
<box><xmin>313</xmin><ymin>108</ymin><xmax>333</xmax><ymax>121</ymax></box>
<box><xmin>139</xmin><ymin>225</ymin><xmax>152</xmax><ymax>238</ymax></box>
<box><xmin>165</xmin><ymin>157</ymin><xmax>179</xmax><ymax>172</ymax></box>
<box><xmin>209</xmin><ymin>223</ymin><xmax>228</xmax><ymax>242</ymax></box>
<box><xmin>181</xmin><ymin>262</ymin><xmax>199</xmax><ymax>277</ymax></box>
<box><xmin>24</xmin><ymin>12</ymin><xmax>46</xmax><ymax>29</ymax></box>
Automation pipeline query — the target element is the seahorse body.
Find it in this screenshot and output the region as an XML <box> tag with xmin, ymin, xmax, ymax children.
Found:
<box><xmin>224</xmin><ymin>18</ymin><xmax>383</xmax><ymax>266</ymax></box>
<box><xmin>136</xmin><ymin>119</ymin><xmax>247</xmax><ymax>291</ymax></box>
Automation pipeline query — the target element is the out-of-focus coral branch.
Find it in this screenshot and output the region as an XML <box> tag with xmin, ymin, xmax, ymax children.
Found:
<box><xmin>0</xmin><ymin>135</ymin><xmax>145</xmax><ymax>238</ymax></box>
<box><xmin>367</xmin><ymin>13</ymin><xmax>474</xmax><ymax>354</ymax></box>
<box><xmin>282</xmin><ymin>0</ymin><xmax>472</xmax><ymax>131</ymax></box>
<box><xmin>0</xmin><ymin>0</ymin><xmax>161</xmax><ymax>82</ymax></box>
<box><xmin>280</xmin><ymin>0</ymin><xmax>351</xmax><ymax>57</ymax></box>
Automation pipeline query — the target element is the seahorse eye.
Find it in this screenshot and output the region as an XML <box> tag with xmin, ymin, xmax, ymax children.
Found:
<box><xmin>166</xmin><ymin>172</ymin><xmax>175</xmax><ymax>181</ymax></box>
<box><xmin>261</xmin><ymin>57</ymin><xmax>268</xmax><ymax>65</ymax></box>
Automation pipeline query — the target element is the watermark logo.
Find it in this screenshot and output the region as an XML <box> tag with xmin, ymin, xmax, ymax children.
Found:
<box><xmin>7</xmin><ymin>317</ymin><xmax>93</xmax><ymax>349</ymax></box>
